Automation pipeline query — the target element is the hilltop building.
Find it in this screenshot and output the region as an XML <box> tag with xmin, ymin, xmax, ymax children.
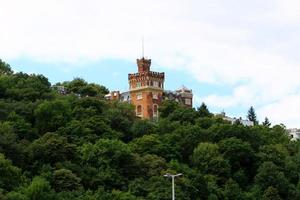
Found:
<box><xmin>287</xmin><ymin>128</ymin><xmax>300</xmax><ymax>140</ymax></box>
<box><xmin>51</xmin><ymin>85</ymin><xmax>67</xmax><ymax>95</ymax></box>
<box><xmin>164</xmin><ymin>86</ymin><xmax>193</xmax><ymax>107</ymax></box>
<box><xmin>128</xmin><ymin>58</ymin><xmax>165</xmax><ymax>119</ymax></box>
<box><xmin>217</xmin><ymin>111</ymin><xmax>254</xmax><ymax>126</ymax></box>
<box><xmin>105</xmin><ymin>57</ymin><xmax>193</xmax><ymax>119</ymax></box>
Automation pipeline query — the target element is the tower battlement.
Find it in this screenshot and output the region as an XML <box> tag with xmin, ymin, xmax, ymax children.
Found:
<box><xmin>128</xmin><ymin>71</ymin><xmax>165</xmax><ymax>80</ymax></box>
<box><xmin>137</xmin><ymin>58</ymin><xmax>151</xmax><ymax>72</ymax></box>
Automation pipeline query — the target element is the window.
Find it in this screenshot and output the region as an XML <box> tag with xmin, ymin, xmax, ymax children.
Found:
<box><xmin>153</xmin><ymin>93</ymin><xmax>158</xmax><ymax>99</ymax></box>
<box><xmin>136</xmin><ymin>82</ymin><xmax>141</xmax><ymax>88</ymax></box>
<box><xmin>137</xmin><ymin>92</ymin><xmax>142</xmax><ymax>100</ymax></box>
<box><xmin>153</xmin><ymin>104</ymin><xmax>158</xmax><ymax>117</ymax></box>
<box><xmin>185</xmin><ymin>98</ymin><xmax>192</xmax><ymax>105</ymax></box>
<box><xmin>137</xmin><ymin>105</ymin><xmax>142</xmax><ymax>116</ymax></box>
<box><xmin>153</xmin><ymin>81</ymin><xmax>159</xmax><ymax>87</ymax></box>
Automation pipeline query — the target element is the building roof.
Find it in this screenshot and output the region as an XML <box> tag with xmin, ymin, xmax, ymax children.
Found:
<box><xmin>176</xmin><ymin>85</ymin><xmax>192</xmax><ymax>93</ymax></box>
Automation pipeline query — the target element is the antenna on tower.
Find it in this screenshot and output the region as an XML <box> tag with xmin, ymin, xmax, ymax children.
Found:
<box><xmin>142</xmin><ymin>36</ymin><xmax>144</xmax><ymax>58</ymax></box>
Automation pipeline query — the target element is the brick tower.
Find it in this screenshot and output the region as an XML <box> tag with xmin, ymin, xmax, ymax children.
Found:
<box><xmin>128</xmin><ymin>57</ymin><xmax>165</xmax><ymax>119</ymax></box>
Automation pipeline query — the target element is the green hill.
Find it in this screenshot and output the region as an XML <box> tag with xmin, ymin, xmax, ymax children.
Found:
<box><xmin>0</xmin><ymin>59</ymin><xmax>300</xmax><ymax>200</ymax></box>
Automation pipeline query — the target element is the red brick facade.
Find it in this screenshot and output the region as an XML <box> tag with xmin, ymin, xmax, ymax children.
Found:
<box><xmin>129</xmin><ymin>58</ymin><xmax>164</xmax><ymax>119</ymax></box>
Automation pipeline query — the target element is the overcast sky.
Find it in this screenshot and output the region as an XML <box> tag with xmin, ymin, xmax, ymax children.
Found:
<box><xmin>1</xmin><ymin>0</ymin><xmax>300</xmax><ymax>127</ymax></box>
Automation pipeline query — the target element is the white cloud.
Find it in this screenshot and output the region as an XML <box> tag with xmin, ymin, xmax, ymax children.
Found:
<box><xmin>0</xmin><ymin>0</ymin><xmax>300</xmax><ymax>127</ymax></box>
<box><xmin>258</xmin><ymin>94</ymin><xmax>300</xmax><ymax>128</ymax></box>
<box><xmin>275</xmin><ymin>0</ymin><xmax>300</xmax><ymax>22</ymax></box>
<box><xmin>203</xmin><ymin>84</ymin><xmax>259</xmax><ymax>109</ymax></box>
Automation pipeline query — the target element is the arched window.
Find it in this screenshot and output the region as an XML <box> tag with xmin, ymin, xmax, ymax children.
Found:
<box><xmin>153</xmin><ymin>104</ymin><xmax>158</xmax><ymax>117</ymax></box>
<box><xmin>137</xmin><ymin>92</ymin><xmax>143</xmax><ymax>100</ymax></box>
<box><xmin>137</xmin><ymin>105</ymin><xmax>142</xmax><ymax>116</ymax></box>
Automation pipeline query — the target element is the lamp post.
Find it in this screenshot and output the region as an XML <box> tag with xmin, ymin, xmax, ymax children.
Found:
<box><xmin>164</xmin><ymin>173</ymin><xmax>182</xmax><ymax>200</ymax></box>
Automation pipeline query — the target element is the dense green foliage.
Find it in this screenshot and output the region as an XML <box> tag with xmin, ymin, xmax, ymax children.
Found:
<box><xmin>0</xmin><ymin>60</ymin><xmax>300</xmax><ymax>199</ymax></box>
<box><xmin>54</xmin><ymin>78</ymin><xmax>109</xmax><ymax>98</ymax></box>
<box><xmin>247</xmin><ymin>106</ymin><xmax>258</xmax><ymax>125</ymax></box>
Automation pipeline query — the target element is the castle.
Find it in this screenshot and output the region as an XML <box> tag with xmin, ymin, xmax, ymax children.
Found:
<box><xmin>105</xmin><ymin>57</ymin><xmax>193</xmax><ymax>119</ymax></box>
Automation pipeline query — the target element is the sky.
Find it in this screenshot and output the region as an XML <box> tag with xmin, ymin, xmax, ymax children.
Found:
<box><xmin>1</xmin><ymin>0</ymin><xmax>300</xmax><ymax>127</ymax></box>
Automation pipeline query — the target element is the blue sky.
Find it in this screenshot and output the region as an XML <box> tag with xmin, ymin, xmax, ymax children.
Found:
<box><xmin>1</xmin><ymin>0</ymin><xmax>300</xmax><ymax>127</ymax></box>
<box><xmin>8</xmin><ymin>57</ymin><xmax>236</xmax><ymax>111</ymax></box>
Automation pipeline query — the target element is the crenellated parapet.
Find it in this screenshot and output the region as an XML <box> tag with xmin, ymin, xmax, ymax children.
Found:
<box><xmin>128</xmin><ymin>71</ymin><xmax>165</xmax><ymax>80</ymax></box>
<box><xmin>137</xmin><ymin>58</ymin><xmax>151</xmax><ymax>72</ymax></box>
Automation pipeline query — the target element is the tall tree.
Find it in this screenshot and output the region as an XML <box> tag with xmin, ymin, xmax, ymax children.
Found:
<box><xmin>52</xmin><ymin>169</ymin><xmax>81</xmax><ymax>192</ymax></box>
<box><xmin>197</xmin><ymin>102</ymin><xmax>212</xmax><ymax>118</ymax></box>
<box><xmin>247</xmin><ymin>106</ymin><xmax>258</xmax><ymax>125</ymax></box>
<box><xmin>158</xmin><ymin>100</ymin><xmax>179</xmax><ymax>118</ymax></box>
<box><xmin>262</xmin><ymin>186</ymin><xmax>282</xmax><ymax>200</ymax></box>
<box><xmin>255</xmin><ymin>162</ymin><xmax>289</xmax><ymax>197</ymax></box>
<box><xmin>28</xmin><ymin>133</ymin><xmax>76</xmax><ymax>165</ymax></box>
<box><xmin>34</xmin><ymin>99</ymin><xmax>71</xmax><ymax>133</ymax></box>
<box><xmin>0</xmin><ymin>59</ymin><xmax>13</xmax><ymax>75</ymax></box>
<box><xmin>0</xmin><ymin>153</ymin><xmax>22</xmax><ymax>191</ymax></box>
<box><xmin>262</xmin><ymin>117</ymin><xmax>271</xmax><ymax>127</ymax></box>
<box><xmin>23</xmin><ymin>177</ymin><xmax>55</xmax><ymax>200</ymax></box>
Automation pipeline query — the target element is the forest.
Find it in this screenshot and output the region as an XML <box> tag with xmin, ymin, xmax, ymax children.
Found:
<box><xmin>0</xmin><ymin>59</ymin><xmax>300</xmax><ymax>200</ymax></box>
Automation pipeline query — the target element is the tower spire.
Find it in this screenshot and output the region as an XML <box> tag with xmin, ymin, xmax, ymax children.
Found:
<box><xmin>142</xmin><ymin>36</ymin><xmax>144</xmax><ymax>58</ymax></box>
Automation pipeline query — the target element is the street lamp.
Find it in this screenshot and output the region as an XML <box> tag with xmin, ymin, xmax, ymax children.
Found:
<box><xmin>164</xmin><ymin>173</ymin><xmax>182</xmax><ymax>200</ymax></box>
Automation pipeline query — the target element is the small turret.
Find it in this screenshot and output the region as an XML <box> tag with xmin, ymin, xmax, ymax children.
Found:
<box><xmin>137</xmin><ymin>57</ymin><xmax>151</xmax><ymax>72</ymax></box>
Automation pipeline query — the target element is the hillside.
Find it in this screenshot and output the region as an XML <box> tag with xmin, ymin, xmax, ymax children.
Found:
<box><xmin>0</xmin><ymin>59</ymin><xmax>300</xmax><ymax>200</ymax></box>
